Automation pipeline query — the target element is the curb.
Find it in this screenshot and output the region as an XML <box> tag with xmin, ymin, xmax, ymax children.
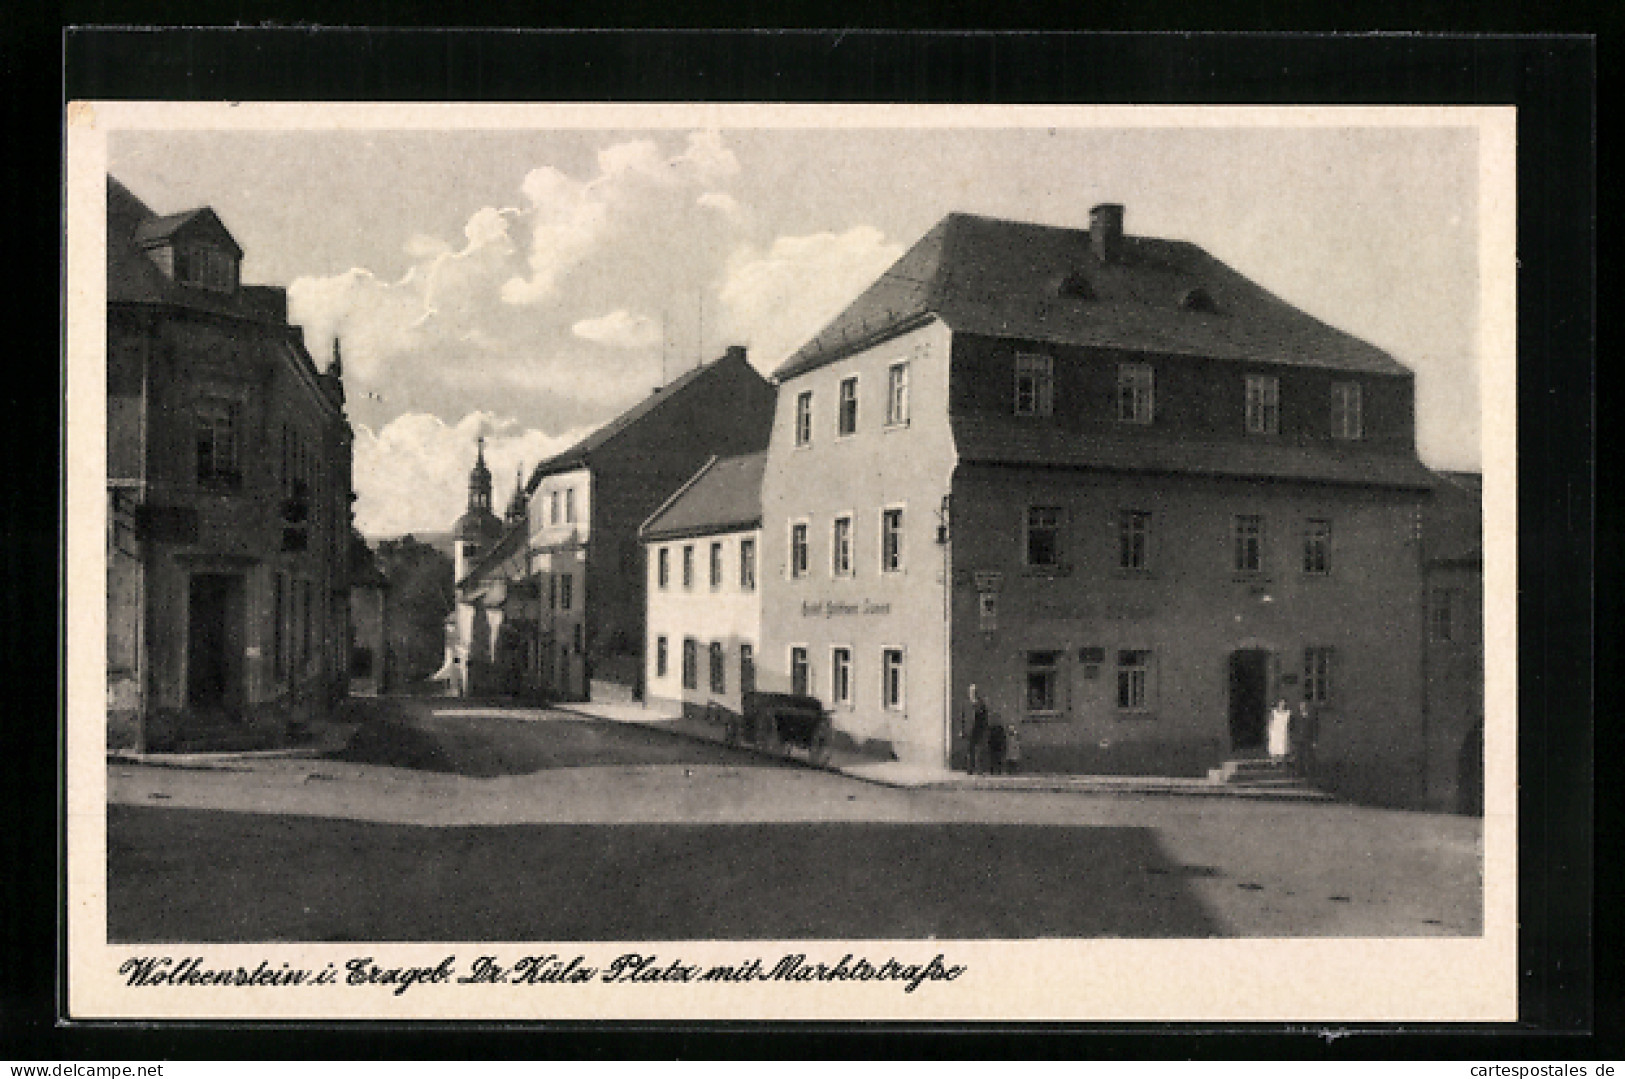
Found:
<box><xmin>554</xmin><ymin>704</ymin><xmax>1334</xmax><ymax>801</ymax></box>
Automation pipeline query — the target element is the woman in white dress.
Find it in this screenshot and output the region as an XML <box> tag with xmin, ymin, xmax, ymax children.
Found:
<box><xmin>1267</xmin><ymin>697</ymin><xmax>1293</xmax><ymax>760</ymax></box>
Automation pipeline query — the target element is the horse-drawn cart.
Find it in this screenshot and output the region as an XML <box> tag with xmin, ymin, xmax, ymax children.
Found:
<box><xmin>724</xmin><ymin>691</ymin><xmax>834</xmax><ymax>767</ymax></box>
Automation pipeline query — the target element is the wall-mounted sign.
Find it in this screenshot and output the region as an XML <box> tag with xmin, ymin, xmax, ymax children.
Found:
<box><xmin>973</xmin><ymin>571</ymin><xmax>1004</xmax><ymax>592</ymax></box>
<box><xmin>801</xmin><ymin>599</ymin><xmax>893</xmax><ymax>618</ymax></box>
<box><xmin>1079</xmin><ymin>647</ymin><xmax>1106</xmax><ymax>664</ymax></box>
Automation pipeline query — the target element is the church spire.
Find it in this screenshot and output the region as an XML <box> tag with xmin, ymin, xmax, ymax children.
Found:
<box><xmin>505</xmin><ymin>462</ymin><xmax>528</xmax><ymax>526</ymax></box>
<box><xmin>467</xmin><ymin>436</ymin><xmax>493</xmax><ymax>515</ymax></box>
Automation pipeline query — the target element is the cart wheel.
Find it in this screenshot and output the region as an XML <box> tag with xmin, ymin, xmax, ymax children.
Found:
<box><xmin>807</xmin><ymin>720</ymin><xmax>833</xmax><ymax>767</ymax></box>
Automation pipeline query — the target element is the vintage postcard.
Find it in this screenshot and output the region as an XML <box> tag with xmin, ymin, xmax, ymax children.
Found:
<box><xmin>65</xmin><ymin>103</ymin><xmax>1517</xmax><ymax>1022</ymax></box>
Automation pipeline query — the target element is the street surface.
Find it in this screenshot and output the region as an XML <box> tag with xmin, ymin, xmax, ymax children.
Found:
<box><xmin>106</xmin><ymin>698</ymin><xmax>1483</xmax><ymax>941</ymax></box>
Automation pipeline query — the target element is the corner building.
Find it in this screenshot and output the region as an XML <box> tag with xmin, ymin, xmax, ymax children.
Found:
<box><xmin>105</xmin><ymin>177</ymin><xmax>354</xmax><ymax>751</ymax></box>
<box><xmin>759</xmin><ymin>206</ymin><xmax>1440</xmax><ymax>805</ymax></box>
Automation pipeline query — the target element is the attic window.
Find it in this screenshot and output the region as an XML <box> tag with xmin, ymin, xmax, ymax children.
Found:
<box><xmin>175</xmin><ymin>245</ymin><xmax>238</xmax><ymax>293</ymax></box>
<box><xmin>1178</xmin><ymin>287</ymin><xmax>1217</xmax><ymax>313</ymax></box>
<box><xmin>1057</xmin><ymin>271</ymin><xmax>1096</xmax><ymax>300</ymax></box>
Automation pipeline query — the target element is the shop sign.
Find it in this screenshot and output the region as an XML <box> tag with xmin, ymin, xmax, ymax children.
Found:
<box><xmin>801</xmin><ymin>599</ymin><xmax>893</xmax><ymax>618</ymax></box>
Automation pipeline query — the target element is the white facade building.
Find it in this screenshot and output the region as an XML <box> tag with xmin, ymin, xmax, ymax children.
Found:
<box><xmin>640</xmin><ymin>454</ymin><xmax>766</xmax><ymax>717</ymax></box>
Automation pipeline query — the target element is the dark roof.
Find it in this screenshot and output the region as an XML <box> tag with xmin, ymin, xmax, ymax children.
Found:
<box><xmin>641</xmin><ymin>453</ymin><xmax>767</xmax><ymax>541</ymax></box>
<box><xmin>1424</xmin><ymin>469</ymin><xmax>1483</xmax><ymax>563</ymax></box>
<box><xmin>953</xmin><ymin>416</ymin><xmax>1439</xmax><ymax>490</ymax></box>
<box><xmin>458</xmin><ymin>517</ymin><xmax>527</xmax><ymax>585</ymax></box>
<box><xmin>107</xmin><ymin>176</ymin><xmax>291</xmax><ymax>327</ymax></box>
<box><xmin>525</xmin><ymin>347</ymin><xmax>754</xmax><ymax>490</ymax></box>
<box><xmin>453</xmin><ymin>507</ymin><xmax>503</xmax><ymax>543</ymax></box>
<box><xmin>775</xmin><ymin>212</ymin><xmax>1411</xmax><ymax>381</ymax></box>
<box><xmin>134</xmin><ymin>207</ymin><xmax>244</xmax><ymax>257</ymax></box>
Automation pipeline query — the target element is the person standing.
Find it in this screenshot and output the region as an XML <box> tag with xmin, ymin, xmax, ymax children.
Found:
<box><xmin>1267</xmin><ymin>697</ymin><xmax>1293</xmax><ymax>760</ymax></box>
<box><xmin>965</xmin><ymin>683</ymin><xmax>991</xmax><ymax>774</ymax></box>
<box><xmin>1295</xmin><ymin>696</ymin><xmax>1318</xmax><ymax>774</ymax></box>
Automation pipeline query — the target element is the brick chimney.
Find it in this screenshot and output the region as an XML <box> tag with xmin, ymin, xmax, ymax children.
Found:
<box><xmin>724</xmin><ymin>345</ymin><xmax>747</xmax><ymax>364</ymax></box>
<box><xmin>1090</xmin><ymin>203</ymin><xmax>1125</xmax><ymax>263</ymax></box>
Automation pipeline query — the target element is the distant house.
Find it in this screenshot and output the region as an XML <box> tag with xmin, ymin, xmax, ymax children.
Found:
<box><xmin>348</xmin><ymin>533</ymin><xmax>391</xmax><ymax>697</ymax></box>
<box><xmin>452</xmin><ymin>346</ymin><xmax>776</xmax><ymax>701</ymax></box>
<box><xmin>106</xmin><ymin>176</ymin><xmax>354</xmax><ymax>751</ymax></box>
<box><xmin>640</xmin><ymin>453</ymin><xmax>766</xmax><ymax>719</ymax></box>
<box><xmin>1422</xmin><ymin>470</ymin><xmax>1484</xmax><ymax>813</ymax></box>
<box><xmin>757</xmin><ymin>205</ymin><xmax>1443</xmax><ymax>806</ymax></box>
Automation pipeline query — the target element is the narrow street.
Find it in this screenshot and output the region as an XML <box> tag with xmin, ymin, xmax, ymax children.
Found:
<box><xmin>106</xmin><ymin>697</ymin><xmax>1483</xmax><ymax>942</ymax></box>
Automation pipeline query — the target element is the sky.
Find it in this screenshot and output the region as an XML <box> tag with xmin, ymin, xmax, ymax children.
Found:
<box><xmin>108</xmin><ymin>118</ymin><xmax>1485</xmax><ymax>538</ymax></box>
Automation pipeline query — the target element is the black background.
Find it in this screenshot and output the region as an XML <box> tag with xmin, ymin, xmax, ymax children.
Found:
<box><xmin>5</xmin><ymin>23</ymin><xmax>1601</xmax><ymax>1060</ymax></box>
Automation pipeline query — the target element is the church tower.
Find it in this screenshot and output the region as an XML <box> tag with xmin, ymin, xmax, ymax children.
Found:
<box><xmin>453</xmin><ymin>437</ymin><xmax>503</xmax><ymax>581</ymax></box>
<box><xmin>504</xmin><ymin>463</ymin><xmax>528</xmax><ymax>529</ymax></box>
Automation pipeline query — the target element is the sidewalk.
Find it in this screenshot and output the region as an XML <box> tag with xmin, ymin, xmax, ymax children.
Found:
<box><xmin>556</xmin><ymin>700</ymin><xmax>1332</xmax><ymax>800</ymax></box>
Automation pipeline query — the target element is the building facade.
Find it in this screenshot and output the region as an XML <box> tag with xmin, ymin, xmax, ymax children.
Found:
<box><xmin>1421</xmin><ymin>470</ymin><xmax>1485</xmax><ymax>813</ymax></box>
<box><xmin>758</xmin><ymin>206</ymin><xmax>1444</xmax><ymax>805</ymax></box>
<box><xmin>640</xmin><ymin>454</ymin><xmax>766</xmax><ymax>718</ymax></box>
<box><xmin>106</xmin><ymin>176</ymin><xmax>354</xmax><ymax>751</ymax></box>
<box><xmin>453</xmin><ymin>346</ymin><xmax>776</xmax><ymax>702</ymax></box>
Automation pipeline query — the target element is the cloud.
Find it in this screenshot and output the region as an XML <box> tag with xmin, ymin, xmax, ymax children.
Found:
<box><xmin>718</xmin><ymin>226</ymin><xmax>905</xmax><ymax>369</ymax></box>
<box><xmin>287</xmin><ymin>130</ymin><xmax>750</xmax><ymax>444</ymax></box>
<box><xmin>352</xmin><ymin>411</ymin><xmax>594</xmax><ymax>537</ymax></box>
<box><xmin>572</xmin><ymin>308</ymin><xmax>662</xmax><ymax>349</ymax></box>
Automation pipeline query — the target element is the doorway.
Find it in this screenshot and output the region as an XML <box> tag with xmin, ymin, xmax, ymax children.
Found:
<box><xmin>187</xmin><ymin>573</ymin><xmax>244</xmax><ymax>714</ymax></box>
<box><xmin>1227</xmin><ymin>648</ymin><xmax>1270</xmax><ymax>753</ymax></box>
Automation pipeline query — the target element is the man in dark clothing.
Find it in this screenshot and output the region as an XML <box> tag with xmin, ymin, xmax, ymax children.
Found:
<box><xmin>965</xmin><ymin>683</ymin><xmax>990</xmax><ymax>774</ymax></box>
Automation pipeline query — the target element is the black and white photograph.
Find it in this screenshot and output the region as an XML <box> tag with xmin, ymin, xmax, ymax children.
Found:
<box><xmin>65</xmin><ymin>102</ymin><xmax>1517</xmax><ymax>1022</ymax></box>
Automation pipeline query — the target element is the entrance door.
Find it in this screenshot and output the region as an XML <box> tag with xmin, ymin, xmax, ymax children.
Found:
<box><xmin>1227</xmin><ymin>648</ymin><xmax>1270</xmax><ymax>753</ymax></box>
<box><xmin>188</xmin><ymin>574</ymin><xmax>243</xmax><ymax>713</ymax></box>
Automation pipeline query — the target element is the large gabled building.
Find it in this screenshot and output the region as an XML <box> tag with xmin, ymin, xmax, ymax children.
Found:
<box><xmin>452</xmin><ymin>346</ymin><xmax>776</xmax><ymax>701</ymax></box>
<box><xmin>106</xmin><ymin>176</ymin><xmax>354</xmax><ymax>751</ymax></box>
<box><xmin>757</xmin><ymin>205</ymin><xmax>1447</xmax><ymax>806</ymax></box>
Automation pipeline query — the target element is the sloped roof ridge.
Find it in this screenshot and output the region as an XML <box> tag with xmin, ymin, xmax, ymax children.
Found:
<box><xmin>525</xmin><ymin>349</ymin><xmax>745</xmax><ymax>491</ymax></box>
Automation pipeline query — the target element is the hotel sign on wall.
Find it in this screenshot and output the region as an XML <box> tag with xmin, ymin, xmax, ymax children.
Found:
<box><xmin>801</xmin><ymin>599</ymin><xmax>893</xmax><ymax>618</ymax></box>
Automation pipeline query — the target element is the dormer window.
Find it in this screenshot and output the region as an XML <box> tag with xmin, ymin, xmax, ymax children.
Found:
<box><xmin>1179</xmin><ymin>286</ymin><xmax>1217</xmax><ymax>313</ymax></box>
<box><xmin>175</xmin><ymin>245</ymin><xmax>238</xmax><ymax>292</ymax></box>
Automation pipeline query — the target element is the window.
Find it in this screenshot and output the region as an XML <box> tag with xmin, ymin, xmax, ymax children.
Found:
<box><xmin>880</xmin><ymin>507</ymin><xmax>904</xmax><ymax>573</ymax></box>
<box><xmin>564</xmin><ymin>488</ymin><xmax>577</xmax><ymax>524</ymax></box>
<box><xmin>838</xmin><ymin>377</ymin><xmax>858</xmax><ymax>435</ymax></box>
<box><xmin>1245</xmin><ymin>375</ymin><xmax>1280</xmax><ymax>435</ymax></box>
<box><xmin>1026</xmin><ymin>506</ymin><xmax>1063</xmax><ymax>568</ymax></box>
<box><xmin>682</xmin><ymin>638</ymin><xmax>698</xmax><ymax>690</ymax></box>
<box><xmin>558</xmin><ymin>573</ymin><xmax>573</xmax><ymax>611</ymax></box>
<box><xmin>831</xmin><ymin>647</ymin><xmax>852</xmax><ymax>706</ymax></box>
<box><xmin>656</xmin><ymin>636</ymin><xmax>668</xmax><ymax>677</ymax></box>
<box><xmin>1302</xmin><ymin>519</ymin><xmax>1331</xmax><ymax>575</ymax></box>
<box><xmin>709</xmin><ymin>642</ymin><xmax>726</xmax><ymax>694</ymax></box>
<box><xmin>177</xmin><ymin>245</ymin><xmax>236</xmax><ymax>291</ymax></box>
<box><xmin>1117</xmin><ymin>363</ymin><xmax>1155</xmax><ymax>424</ymax></box>
<box><xmin>1119</xmin><ymin>510</ymin><xmax>1152</xmax><ymax>571</ymax></box>
<box><xmin>657</xmin><ymin>547</ymin><xmax>670</xmax><ymax>589</ymax></box>
<box><xmin>832</xmin><ymin>516</ymin><xmax>853</xmax><ymax>576</ymax></box>
<box><xmin>740</xmin><ymin>538</ymin><xmax>757</xmax><ymax>591</ymax></box>
<box><xmin>1430</xmin><ymin>589</ymin><xmax>1454</xmax><ymax>641</ymax></box>
<box><xmin>1026</xmin><ymin>651</ymin><xmax>1062</xmax><ymax>714</ymax></box>
<box><xmin>886</xmin><ymin>362</ymin><xmax>910</xmax><ymax>426</ymax></box>
<box><xmin>195</xmin><ymin>398</ymin><xmax>241</xmax><ymax>487</ymax></box>
<box><xmin>1303</xmin><ymin>647</ymin><xmax>1334</xmax><ymax>704</ymax></box>
<box><xmin>1332</xmin><ymin>382</ymin><xmax>1364</xmax><ymax>439</ymax></box>
<box><xmin>273</xmin><ymin>573</ymin><xmax>286</xmax><ymax>677</ymax></box>
<box><xmin>682</xmin><ymin>545</ymin><xmax>695</xmax><ymax>589</ymax></box>
<box><xmin>790</xmin><ymin>523</ymin><xmax>809</xmax><ymax>579</ymax></box>
<box><xmin>1116</xmin><ymin>650</ymin><xmax>1152</xmax><ymax>711</ymax></box>
<box><xmin>549</xmin><ymin>491</ymin><xmax>560</xmax><ymax>525</ymax></box>
<box><xmin>740</xmin><ymin>643</ymin><xmax>756</xmax><ymax>695</ymax></box>
<box><xmin>709</xmin><ymin>541</ymin><xmax>723</xmax><ymax>589</ymax></box>
<box><xmin>1015</xmin><ymin>352</ymin><xmax>1054</xmax><ymax>417</ymax></box>
<box><xmin>791</xmin><ymin>647</ymin><xmax>809</xmax><ymax>697</ymax></box>
<box><xmin>881</xmin><ymin>649</ymin><xmax>905</xmax><ymax>711</ymax></box>
<box><xmin>795</xmin><ymin>391</ymin><xmax>813</xmax><ymax>446</ymax></box>
<box><xmin>573</xmin><ymin>623</ymin><xmax>583</xmax><ymax>652</ymax></box>
<box><xmin>549</xmin><ymin>574</ymin><xmax>558</xmax><ymax>610</ymax></box>
<box><xmin>1232</xmin><ymin>514</ymin><xmax>1264</xmax><ymax>574</ymax></box>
